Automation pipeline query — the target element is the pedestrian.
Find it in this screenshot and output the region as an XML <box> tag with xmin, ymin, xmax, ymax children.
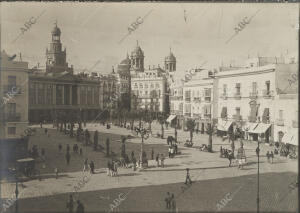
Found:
<box><xmin>131</xmin><ymin>151</ymin><xmax>135</xmax><ymax>161</ymax></box>
<box><xmin>185</xmin><ymin>168</ymin><xmax>192</xmax><ymax>185</ymax></box>
<box><xmin>165</xmin><ymin>192</ymin><xmax>171</xmax><ymax>209</ymax></box>
<box><xmin>66</xmin><ymin>194</ymin><xmax>74</xmax><ymax>213</ymax></box>
<box><xmin>266</xmin><ymin>151</ymin><xmax>270</xmax><ymax>163</ymax></box>
<box><xmin>45</xmin><ymin>128</ymin><xmax>48</xmax><ymax>135</ymax></box>
<box><xmin>94</xmin><ymin>130</ymin><xmax>99</xmax><ymax>151</ymax></box>
<box><xmin>256</xmin><ymin>146</ymin><xmax>260</xmax><ymax>157</ymax></box>
<box><xmin>114</xmin><ymin>161</ymin><xmax>118</xmax><ymax>176</ymax></box>
<box><xmin>228</xmin><ymin>151</ymin><xmax>234</xmax><ymax>167</ymax></box>
<box><xmin>171</xmin><ymin>194</ymin><xmax>176</xmax><ymax>212</ymax></box>
<box><xmin>54</xmin><ymin>167</ymin><xmax>58</xmax><ymax>179</ymax></box>
<box><xmin>220</xmin><ymin>146</ymin><xmax>223</xmax><ymax>157</ymax></box>
<box><xmin>107</xmin><ymin>161</ymin><xmax>111</xmax><ymax>176</ymax></box>
<box><xmin>90</xmin><ymin>160</ymin><xmax>95</xmax><ymax>174</ymax></box>
<box><xmin>83</xmin><ymin>158</ymin><xmax>88</xmax><ymax>172</ymax></box>
<box><xmin>171</xmin><ymin>146</ymin><xmax>175</xmax><ymax>158</ymax></box>
<box><xmin>76</xmin><ymin>200</ymin><xmax>84</xmax><ymax>213</ymax></box>
<box><xmin>168</xmin><ymin>147</ymin><xmax>171</xmax><ymax>158</ymax></box>
<box><xmin>66</xmin><ymin>152</ymin><xmax>71</xmax><ymax>165</ymax></box>
<box><xmin>161</xmin><ymin>154</ymin><xmax>165</xmax><ymax>168</ymax></box>
<box><xmin>231</xmin><ymin>140</ymin><xmax>235</xmax><ymax>158</ymax></box>
<box><xmin>156</xmin><ymin>154</ymin><xmax>160</xmax><ymax>167</ymax></box>
<box><xmin>40</xmin><ymin>121</ymin><xmax>43</xmax><ymax>128</ymax></box>
<box><xmin>270</xmin><ymin>151</ymin><xmax>274</xmax><ymax>163</ymax></box>
<box><xmin>151</xmin><ymin>148</ymin><xmax>154</xmax><ymax>160</ymax></box>
<box><xmin>133</xmin><ymin>157</ymin><xmax>137</xmax><ymax>171</ymax></box>
<box><xmin>174</xmin><ymin>144</ymin><xmax>178</xmax><ymax>154</ymax></box>
<box><xmin>79</xmin><ymin>148</ymin><xmax>83</xmax><ymax>155</ymax></box>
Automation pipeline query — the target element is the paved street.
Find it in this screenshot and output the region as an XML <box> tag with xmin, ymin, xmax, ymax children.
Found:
<box><xmin>1</xmin><ymin>123</ymin><xmax>297</xmax><ymax>213</ymax></box>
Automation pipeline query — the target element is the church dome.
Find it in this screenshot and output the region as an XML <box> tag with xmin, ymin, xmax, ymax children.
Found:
<box><xmin>120</xmin><ymin>54</ymin><xmax>131</xmax><ymax>65</ymax></box>
<box><xmin>52</xmin><ymin>22</ymin><xmax>61</xmax><ymax>36</ymax></box>
<box><xmin>165</xmin><ymin>52</ymin><xmax>176</xmax><ymax>62</ymax></box>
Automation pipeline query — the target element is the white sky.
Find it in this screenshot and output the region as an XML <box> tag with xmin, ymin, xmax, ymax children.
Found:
<box><xmin>1</xmin><ymin>2</ymin><xmax>298</xmax><ymax>78</ymax></box>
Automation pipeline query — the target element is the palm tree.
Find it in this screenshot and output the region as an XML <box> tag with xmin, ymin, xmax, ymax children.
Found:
<box><xmin>158</xmin><ymin>112</ymin><xmax>166</xmax><ymax>139</ymax></box>
<box><xmin>206</xmin><ymin>123</ymin><xmax>213</xmax><ymax>152</ymax></box>
<box><xmin>186</xmin><ymin>119</ymin><xmax>196</xmax><ymax>143</ymax></box>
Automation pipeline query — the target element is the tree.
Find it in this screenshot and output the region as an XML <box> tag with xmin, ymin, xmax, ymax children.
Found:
<box><xmin>158</xmin><ymin>112</ymin><xmax>167</xmax><ymax>139</ymax></box>
<box><xmin>106</xmin><ymin>138</ymin><xmax>110</xmax><ymax>157</ymax></box>
<box><xmin>94</xmin><ymin>130</ymin><xmax>99</xmax><ymax>151</ymax></box>
<box><xmin>206</xmin><ymin>123</ymin><xmax>214</xmax><ymax>152</ymax></box>
<box><xmin>186</xmin><ymin>119</ymin><xmax>196</xmax><ymax>143</ymax></box>
<box><xmin>121</xmin><ymin>136</ymin><xmax>126</xmax><ymax>157</ymax></box>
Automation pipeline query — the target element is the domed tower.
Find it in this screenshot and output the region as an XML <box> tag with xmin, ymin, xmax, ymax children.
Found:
<box><xmin>46</xmin><ymin>21</ymin><xmax>73</xmax><ymax>73</ymax></box>
<box><xmin>130</xmin><ymin>41</ymin><xmax>144</xmax><ymax>76</ymax></box>
<box><xmin>118</xmin><ymin>53</ymin><xmax>131</xmax><ymax>75</ymax></box>
<box><xmin>165</xmin><ymin>48</ymin><xmax>176</xmax><ymax>80</ymax></box>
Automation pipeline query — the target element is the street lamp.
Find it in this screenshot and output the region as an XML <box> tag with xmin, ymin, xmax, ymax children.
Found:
<box><xmin>257</xmin><ymin>139</ymin><xmax>260</xmax><ymax>213</ymax></box>
<box><xmin>15</xmin><ymin>170</ymin><xmax>19</xmax><ymax>213</ymax></box>
<box><xmin>134</xmin><ymin>123</ymin><xmax>150</xmax><ymax>170</ymax></box>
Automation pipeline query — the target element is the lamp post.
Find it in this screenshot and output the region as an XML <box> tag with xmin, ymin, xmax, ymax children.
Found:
<box><xmin>15</xmin><ymin>171</ymin><xmax>19</xmax><ymax>213</ymax></box>
<box><xmin>257</xmin><ymin>139</ymin><xmax>260</xmax><ymax>213</ymax></box>
<box><xmin>134</xmin><ymin>123</ymin><xmax>150</xmax><ymax>170</ymax></box>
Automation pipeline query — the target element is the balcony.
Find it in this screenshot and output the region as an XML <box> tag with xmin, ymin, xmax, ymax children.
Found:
<box><xmin>234</xmin><ymin>93</ymin><xmax>242</xmax><ymax>99</ymax></box>
<box><xmin>184</xmin><ymin>113</ymin><xmax>191</xmax><ymax>117</ymax></box>
<box><xmin>170</xmin><ymin>96</ymin><xmax>183</xmax><ymax>101</ymax></box>
<box><xmin>263</xmin><ymin>90</ymin><xmax>273</xmax><ymax>98</ymax></box>
<box><xmin>220</xmin><ymin>93</ymin><xmax>227</xmax><ymax>100</ymax></box>
<box><xmin>185</xmin><ymin>97</ymin><xmax>191</xmax><ymax>102</ymax></box>
<box><xmin>3</xmin><ymin>85</ymin><xmax>22</xmax><ymax>95</ymax></box>
<box><xmin>276</xmin><ymin>119</ymin><xmax>284</xmax><ymax>126</ymax></box>
<box><xmin>193</xmin><ymin>97</ymin><xmax>201</xmax><ymax>102</ymax></box>
<box><xmin>204</xmin><ymin>97</ymin><xmax>211</xmax><ymax>102</ymax></box>
<box><xmin>204</xmin><ymin>114</ymin><xmax>211</xmax><ymax>119</ymax></box>
<box><xmin>233</xmin><ymin>114</ymin><xmax>242</xmax><ymax>121</ymax></box>
<box><xmin>249</xmin><ymin>91</ymin><xmax>258</xmax><ymax>99</ymax></box>
<box><xmin>5</xmin><ymin>113</ymin><xmax>21</xmax><ymax>122</ymax></box>
<box><xmin>292</xmin><ymin>120</ymin><xmax>298</xmax><ymax>128</ymax></box>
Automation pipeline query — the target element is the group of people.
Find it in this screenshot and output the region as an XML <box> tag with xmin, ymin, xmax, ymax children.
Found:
<box><xmin>66</xmin><ymin>195</ymin><xmax>84</xmax><ymax>213</ymax></box>
<box><xmin>155</xmin><ymin>154</ymin><xmax>165</xmax><ymax>168</ymax></box>
<box><xmin>83</xmin><ymin>158</ymin><xmax>95</xmax><ymax>174</ymax></box>
<box><xmin>164</xmin><ymin>192</ymin><xmax>176</xmax><ymax>212</ymax></box>
<box><xmin>107</xmin><ymin>160</ymin><xmax>119</xmax><ymax>176</ymax></box>
<box><xmin>219</xmin><ymin>146</ymin><xmax>235</xmax><ymax>167</ymax></box>
<box><xmin>168</xmin><ymin>144</ymin><xmax>178</xmax><ymax>158</ymax></box>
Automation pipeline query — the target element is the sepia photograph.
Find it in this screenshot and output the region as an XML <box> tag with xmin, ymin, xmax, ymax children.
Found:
<box><xmin>0</xmin><ymin>1</ymin><xmax>298</xmax><ymax>213</ymax></box>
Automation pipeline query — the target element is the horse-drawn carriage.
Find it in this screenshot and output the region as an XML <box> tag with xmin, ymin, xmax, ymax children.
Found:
<box><xmin>16</xmin><ymin>158</ymin><xmax>36</xmax><ymax>178</ymax></box>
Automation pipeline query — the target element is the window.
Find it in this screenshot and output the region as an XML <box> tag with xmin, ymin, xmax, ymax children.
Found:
<box><xmin>236</xmin><ymin>107</ymin><xmax>240</xmax><ymax>115</ymax></box>
<box><xmin>265</xmin><ymin>81</ymin><xmax>270</xmax><ymax>92</ymax></box>
<box><xmin>8</xmin><ymin>76</ymin><xmax>16</xmax><ymax>90</ymax></box>
<box><xmin>223</xmin><ymin>84</ymin><xmax>227</xmax><ymax>94</ymax></box>
<box><xmin>151</xmin><ymin>83</ymin><xmax>154</xmax><ymax>88</ymax></box>
<box><xmin>8</xmin><ymin>127</ymin><xmax>16</xmax><ymax>135</ymax></box>
<box><xmin>134</xmin><ymin>83</ymin><xmax>138</xmax><ymax>89</ymax></box>
<box><xmin>7</xmin><ymin>103</ymin><xmax>16</xmax><ymax>115</ymax></box>
<box><xmin>279</xmin><ymin>110</ymin><xmax>283</xmax><ymax>119</ymax></box>
<box><xmin>139</xmin><ymin>83</ymin><xmax>143</xmax><ymax>89</ymax></box>
<box><xmin>236</xmin><ymin>83</ymin><xmax>241</xmax><ymax>94</ymax></box>
<box><xmin>145</xmin><ymin>84</ymin><xmax>148</xmax><ymax>89</ymax></box>
<box><xmin>252</xmin><ymin>82</ymin><xmax>257</xmax><ymax>93</ymax></box>
<box><xmin>156</xmin><ymin>83</ymin><xmax>160</xmax><ymax>88</ymax></box>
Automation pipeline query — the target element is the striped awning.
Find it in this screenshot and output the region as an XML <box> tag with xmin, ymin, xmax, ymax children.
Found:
<box><xmin>282</xmin><ymin>129</ymin><xmax>298</xmax><ymax>146</ymax></box>
<box><xmin>250</xmin><ymin>123</ymin><xmax>271</xmax><ymax>134</ymax></box>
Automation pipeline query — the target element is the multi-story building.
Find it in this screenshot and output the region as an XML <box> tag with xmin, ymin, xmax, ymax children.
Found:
<box><xmin>182</xmin><ymin>69</ymin><xmax>214</xmax><ymax>131</ymax></box>
<box><xmin>127</xmin><ymin>42</ymin><xmax>175</xmax><ymax>113</ymax></box>
<box><xmin>214</xmin><ymin>57</ymin><xmax>298</xmax><ymax>145</ymax></box>
<box><xmin>0</xmin><ymin>50</ymin><xmax>29</xmax><ymax>167</ymax></box>
<box><xmin>273</xmin><ymin>63</ymin><xmax>298</xmax><ymax>150</ymax></box>
<box><xmin>28</xmin><ymin>23</ymin><xmax>116</xmax><ymax>123</ymax></box>
<box><xmin>131</xmin><ymin>66</ymin><xmax>167</xmax><ymax>112</ymax></box>
<box><xmin>169</xmin><ymin>78</ymin><xmax>184</xmax><ymax>128</ymax></box>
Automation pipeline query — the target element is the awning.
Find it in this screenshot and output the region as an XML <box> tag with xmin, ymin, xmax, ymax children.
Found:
<box><xmin>166</xmin><ymin>115</ymin><xmax>176</xmax><ymax>123</ymax></box>
<box><xmin>251</xmin><ymin>123</ymin><xmax>271</xmax><ymax>134</ymax></box>
<box><xmin>217</xmin><ymin>120</ymin><xmax>226</xmax><ymax>131</ymax></box>
<box><xmin>242</xmin><ymin>122</ymin><xmax>259</xmax><ymax>132</ymax></box>
<box><xmin>223</xmin><ymin>121</ymin><xmax>233</xmax><ymax>131</ymax></box>
<box><xmin>282</xmin><ymin>129</ymin><xmax>298</xmax><ymax>146</ymax></box>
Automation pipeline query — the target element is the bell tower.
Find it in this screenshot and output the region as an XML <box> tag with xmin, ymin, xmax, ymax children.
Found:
<box><xmin>46</xmin><ymin>21</ymin><xmax>73</xmax><ymax>73</ymax></box>
<box><xmin>130</xmin><ymin>40</ymin><xmax>144</xmax><ymax>76</ymax></box>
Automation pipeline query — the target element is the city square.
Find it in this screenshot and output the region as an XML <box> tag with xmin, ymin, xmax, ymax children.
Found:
<box><xmin>0</xmin><ymin>2</ymin><xmax>298</xmax><ymax>213</ymax></box>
